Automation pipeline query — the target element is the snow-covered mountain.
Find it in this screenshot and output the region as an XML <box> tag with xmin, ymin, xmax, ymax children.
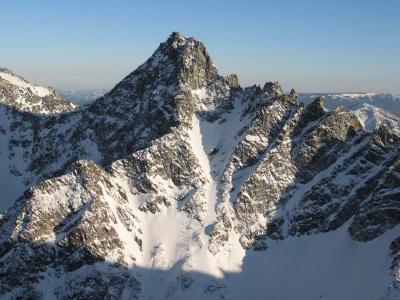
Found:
<box><xmin>0</xmin><ymin>68</ymin><xmax>76</xmax><ymax>114</ymax></box>
<box><xmin>299</xmin><ymin>92</ymin><xmax>400</xmax><ymax>116</ymax></box>
<box><xmin>0</xmin><ymin>33</ymin><xmax>399</xmax><ymax>300</ymax></box>
<box><xmin>353</xmin><ymin>103</ymin><xmax>400</xmax><ymax>133</ymax></box>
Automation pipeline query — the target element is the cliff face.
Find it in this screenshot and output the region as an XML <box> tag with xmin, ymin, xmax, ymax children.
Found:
<box><xmin>0</xmin><ymin>33</ymin><xmax>399</xmax><ymax>300</ymax></box>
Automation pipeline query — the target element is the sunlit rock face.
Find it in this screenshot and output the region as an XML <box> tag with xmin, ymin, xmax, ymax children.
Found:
<box><xmin>0</xmin><ymin>33</ymin><xmax>399</xmax><ymax>299</ymax></box>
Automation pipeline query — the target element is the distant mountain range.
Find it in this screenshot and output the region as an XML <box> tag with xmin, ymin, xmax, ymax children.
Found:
<box><xmin>299</xmin><ymin>92</ymin><xmax>400</xmax><ymax>116</ymax></box>
<box><xmin>59</xmin><ymin>89</ymin><xmax>108</xmax><ymax>105</ymax></box>
<box><xmin>0</xmin><ymin>33</ymin><xmax>399</xmax><ymax>300</ymax></box>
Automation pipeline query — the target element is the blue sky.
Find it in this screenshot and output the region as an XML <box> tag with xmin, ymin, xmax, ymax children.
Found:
<box><xmin>1</xmin><ymin>0</ymin><xmax>399</xmax><ymax>93</ymax></box>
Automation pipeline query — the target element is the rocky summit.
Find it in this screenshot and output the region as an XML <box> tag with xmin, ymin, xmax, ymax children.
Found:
<box><xmin>0</xmin><ymin>32</ymin><xmax>399</xmax><ymax>300</ymax></box>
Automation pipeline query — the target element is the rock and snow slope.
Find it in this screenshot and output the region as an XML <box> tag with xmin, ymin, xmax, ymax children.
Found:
<box><xmin>0</xmin><ymin>68</ymin><xmax>76</xmax><ymax>114</ymax></box>
<box><xmin>0</xmin><ymin>33</ymin><xmax>399</xmax><ymax>299</ymax></box>
<box><xmin>0</xmin><ymin>69</ymin><xmax>77</xmax><ymax>208</ymax></box>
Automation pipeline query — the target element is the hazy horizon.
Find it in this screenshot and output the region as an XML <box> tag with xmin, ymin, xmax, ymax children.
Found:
<box><xmin>1</xmin><ymin>0</ymin><xmax>399</xmax><ymax>94</ymax></box>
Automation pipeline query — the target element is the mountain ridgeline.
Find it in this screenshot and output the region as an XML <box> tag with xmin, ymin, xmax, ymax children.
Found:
<box><xmin>0</xmin><ymin>33</ymin><xmax>399</xmax><ymax>299</ymax></box>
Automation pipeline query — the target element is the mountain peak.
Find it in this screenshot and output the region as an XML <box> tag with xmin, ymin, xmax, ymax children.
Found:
<box><xmin>98</xmin><ymin>32</ymin><xmax>219</xmax><ymax>114</ymax></box>
<box><xmin>263</xmin><ymin>81</ymin><xmax>283</xmax><ymax>95</ymax></box>
<box><xmin>166</xmin><ymin>31</ymin><xmax>192</xmax><ymax>47</ymax></box>
<box><xmin>159</xmin><ymin>32</ymin><xmax>219</xmax><ymax>89</ymax></box>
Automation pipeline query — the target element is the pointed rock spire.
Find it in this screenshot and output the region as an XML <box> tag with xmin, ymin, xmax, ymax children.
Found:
<box><xmin>262</xmin><ymin>81</ymin><xmax>283</xmax><ymax>95</ymax></box>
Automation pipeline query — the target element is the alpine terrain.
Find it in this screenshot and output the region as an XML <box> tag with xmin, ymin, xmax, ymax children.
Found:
<box><xmin>299</xmin><ymin>92</ymin><xmax>400</xmax><ymax>117</ymax></box>
<box><xmin>0</xmin><ymin>33</ymin><xmax>399</xmax><ymax>300</ymax></box>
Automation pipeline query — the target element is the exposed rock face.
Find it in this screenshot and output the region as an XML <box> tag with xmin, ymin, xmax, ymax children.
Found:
<box><xmin>0</xmin><ymin>33</ymin><xmax>399</xmax><ymax>299</ymax></box>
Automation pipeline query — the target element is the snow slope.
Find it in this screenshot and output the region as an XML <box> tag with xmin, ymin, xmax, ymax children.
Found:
<box><xmin>135</xmin><ymin>224</ymin><xmax>398</xmax><ymax>300</ymax></box>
